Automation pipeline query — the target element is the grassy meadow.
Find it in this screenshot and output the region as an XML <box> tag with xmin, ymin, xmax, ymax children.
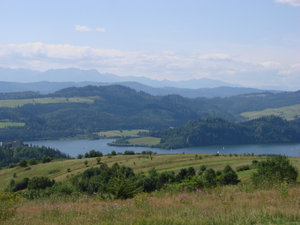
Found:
<box><xmin>0</xmin><ymin>97</ymin><xmax>94</xmax><ymax>108</ymax></box>
<box><xmin>241</xmin><ymin>104</ymin><xmax>300</xmax><ymax>121</ymax></box>
<box><xmin>3</xmin><ymin>184</ymin><xmax>300</xmax><ymax>225</ymax></box>
<box><xmin>127</xmin><ymin>137</ymin><xmax>161</xmax><ymax>146</ymax></box>
<box><xmin>0</xmin><ymin>121</ymin><xmax>25</xmax><ymax>128</ymax></box>
<box><xmin>1</xmin><ymin>154</ymin><xmax>300</xmax><ymax>224</ymax></box>
<box><xmin>97</xmin><ymin>129</ymin><xmax>149</xmax><ymax>138</ymax></box>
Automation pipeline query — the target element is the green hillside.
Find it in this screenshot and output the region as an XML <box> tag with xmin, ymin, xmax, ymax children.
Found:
<box><xmin>0</xmin><ymin>85</ymin><xmax>299</xmax><ymax>141</ymax></box>
<box><xmin>0</xmin><ymin>153</ymin><xmax>283</xmax><ymax>192</ymax></box>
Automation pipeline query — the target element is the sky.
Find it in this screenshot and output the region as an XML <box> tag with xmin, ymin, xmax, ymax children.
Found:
<box><xmin>0</xmin><ymin>0</ymin><xmax>299</xmax><ymax>90</ymax></box>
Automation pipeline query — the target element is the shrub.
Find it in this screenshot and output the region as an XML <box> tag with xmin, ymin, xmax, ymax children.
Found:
<box><xmin>28</xmin><ymin>158</ymin><xmax>38</xmax><ymax>166</ymax></box>
<box><xmin>0</xmin><ymin>193</ymin><xmax>23</xmax><ymax>220</ymax></box>
<box><xmin>9</xmin><ymin>178</ymin><xmax>29</xmax><ymax>192</ymax></box>
<box><xmin>218</xmin><ymin>165</ymin><xmax>239</xmax><ymax>185</ymax></box>
<box><xmin>111</xmin><ymin>150</ymin><xmax>117</xmax><ymax>156</ymax></box>
<box><xmin>236</xmin><ymin>165</ymin><xmax>250</xmax><ymax>172</ymax></box>
<box><xmin>18</xmin><ymin>158</ymin><xmax>27</xmax><ymax>167</ymax></box>
<box><xmin>42</xmin><ymin>155</ymin><xmax>52</xmax><ymax>163</ymax></box>
<box><xmin>124</xmin><ymin>150</ymin><xmax>135</xmax><ymax>155</ymax></box>
<box><xmin>28</xmin><ymin>177</ymin><xmax>55</xmax><ymax>190</ymax></box>
<box><xmin>203</xmin><ymin>169</ymin><xmax>217</xmax><ymax>187</ymax></box>
<box><xmin>198</xmin><ymin>165</ymin><xmax>207</xmax><ymax>175</ymax></box>
<box><xmin>96</xmin><ymin>157</ymin><xmax>101</xmax><ymax>164</ymax></box>
<box><xmin>251</xmin><ymin>155</ymin><xmax>298</xmax><ymax>187</ymax></box>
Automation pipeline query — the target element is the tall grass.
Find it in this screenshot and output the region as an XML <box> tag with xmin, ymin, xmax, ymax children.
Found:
<box><xmin>2</xmin><ymin>184</ymin><xmax>300</xmax><ymax>225</ymax></box>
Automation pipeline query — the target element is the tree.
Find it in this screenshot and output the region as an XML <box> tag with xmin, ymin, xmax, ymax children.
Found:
<box><xmin>18</xmin><ymin>158</ymin><xmax>27</xmax><ymax>167</ymax></box>
<box><xmin>203</xmin><ymin>169</ymin><xmax>216</xmax><ymax>187</ymax></box>
<box><xmin>251</xmin><ymin>155</ymin><xmax>298</xmax><ymax>187</ymax></box>
<box><xmin>28</xmin><ymin>158</ymin><xmax>37</xmax><ymax>165</ymax></box>
<box><xmin>28</xmin><ymin>177</ymin><xmax>55</xmax><ymax>190</ymax></box>
<box><xmin>218</xmin><ymin>165</ymin><xmax>239</xmax><ymax>185</ymax></box>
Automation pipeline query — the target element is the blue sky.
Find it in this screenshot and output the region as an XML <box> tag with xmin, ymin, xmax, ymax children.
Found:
<box><xmin>0</xmin><ymin>0</ymin><xmax>299</xmax><ymax>90</ymax></box>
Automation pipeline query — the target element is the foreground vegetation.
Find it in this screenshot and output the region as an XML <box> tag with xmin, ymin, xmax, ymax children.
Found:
<box><xmin>2</xmin><ymin>184</ymin><xmax>300</xmax><ymax>225</ymax></box>
<box><xmin>0</xmin><ymin>154</ymin><xmax>299</xmax><ymax>224</ymax></box>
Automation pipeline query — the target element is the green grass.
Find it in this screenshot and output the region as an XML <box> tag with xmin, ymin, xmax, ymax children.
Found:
<box><xmin>128</xmin><ymin>137</ymin><xmax>161</xmax><ymax>146</ymax></box>
<box><xmin>97</xmin><ymin>129</ymin><xmax>149</xmax><ymax>138</ymax></box>
<box><xmin>0</xmin><ymin>121</ymin><xmax>25</xmax><ymax>128</ymax></box>
<box><xmin>241</xmin><ymin>104</ymin><xmax>300</xmax><ymax>121</ymax></box>
<box><xmin>0</xmin><ymin>97</ymin><xmax>94</xmax><ymax>108</ymax></box>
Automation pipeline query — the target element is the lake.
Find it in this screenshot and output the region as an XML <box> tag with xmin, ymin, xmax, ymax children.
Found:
<box><xmin>25</xmin><ymin>139</ymin><xmax>300</xmax><ymax>157</ymax></box>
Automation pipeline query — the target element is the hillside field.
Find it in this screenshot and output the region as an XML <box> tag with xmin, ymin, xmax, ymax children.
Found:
<box><xmin>241</xmin><ymin>104</ymin><xmax>300</xmax><ymax>121</ymax></box>
<box><xmin>0</xmin><ymin>97</ymin><xmax>94</xmax><ymax>108</ymax></box>
<box><xmin>97</xmin><ymin>129</ymin><xmax>149</xmax><ymax>138</ymax></box>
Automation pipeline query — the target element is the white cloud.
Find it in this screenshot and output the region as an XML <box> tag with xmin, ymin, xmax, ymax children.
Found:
<box><xmin>0</xmin><ymin>42</ymin><xmax>299</xmax><ymax>90</ymax></box>
<box><xmin>75</xmin><ymin>25</ymin><xmax>92</xmax><ymax>32</ymax></box>
<box><xmin>275</xmin><ymin>0</ymin><xmax>300</xmax><ymax>7</ymax></box>
<box><xmin>75</xmin><ymin>25</ymin><xmax>106</xmax><ymax>32</ymax></box>
<box><xmin>199</xmin><ymin>53</ymin><xmax>230</xmax><ymax>61</ymax></box>
<box><xmin>259</xmin><ymin>61</ymin><xmax>281</xmax><ymax>69</ymax></box>
<box><xmin>95</xmin><ymin>27</ymin><xmax>106</xmax><ymax>32</ymax></box>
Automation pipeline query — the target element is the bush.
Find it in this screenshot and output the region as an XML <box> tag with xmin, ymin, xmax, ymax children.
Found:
<box><xmin>251</xmin><ymin>155</ymin><xmax>298</xmax><ymax>187</ymax></box>
<box><xmin>124</xmin><ymin>150</ymin><xmax>135</xmax><ymax>155</ymax></box>
<box><xmin>9</xmin><ymin>178</ymin><xmax>29</xmax><ymax>192</ymax></box>
<box><xmin>18</xmin><ymin>158</ymin><xmax>27</xmax><ymax>167</ymax></box>
<box><xmin>203</xmin><ymin>169</ymin><xmax>217</xmax><ymax>187</ymax></box>
<box><xmin>28</xmin><ymin>158</ymin><xmax>38</xmax><ymax>166</ymax></box>
<box><xmin>28</xmin><ymin>177</ymin><xmax>55</xmax><ymax>190</ymax></box>
<box><xmin>218</xmin><ymin>165</ymin><xmax>239</xmax><ymax>185</ymax></box>
<box><xmin>236</xmin><ymin>165</ymin><xmax>250</xmax><ymax>172</ymax></box>
<box><xmin>0</xmin><ymin>193</ymin><xmax>23</xmax><ymax>220</ymax></box>
<box><xmin>42</xmin><ymin>155</ymin><xmax>52</xmax><ymax>163</ymax></box>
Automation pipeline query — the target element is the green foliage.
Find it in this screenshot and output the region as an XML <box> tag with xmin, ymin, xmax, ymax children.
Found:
<box><xmin>157</xmin><ymin>116</ymin><xmax>300</xmax><ymax>149</ymax></box>
<box><xmin>218</xmin><ymin>165</ymin><xmax>240</xmax><ymax>185</ymax></box>
<box><xmin>18</xmin><ymin>158</ymin><xmax>27</xmax><ymax>167</ymax></box>
<box><xmin>28</xmin><ymin>158</ymin><xmax>37</xmax><ymax>166</ymax></box>
<box><xmin>203</xmin><ymin>169</ymin><xmax>217</xmax><ymax>187</ymax></box>
<box><xmin>0</xmin><ymin>145</ymin><xmax>67</xmax><ymax>168</ymax></box>
<box><xmin>0</xmin><ymin>85</ymin><xmax>300</xmax><ymax>142</ymax></box>
<box><xmin>251</xmin><ymin>155</ymin><xmax>298</xmax><ymax>187</ymax></box>
<box><xmin>8</xmin><ymin>178</ymin><xmax>29</xmax><ymax>192</ymax></box>
<box><xmin>236</xmin><ymin>165</ymin><xmax>250</xmax><ymax>172</ymax></box>
<box><xmin>0</xmin><ymin>193</ymin><xmax>22</xmax><ymax>220</ymax></box>
<box><xmin>42</xmin><ymin>155</ymin><xmax>52</xmax><ymax>163</ymax></box>
<box><xmin>28</xmin><ymin>177</ymin><xmax>55</xmax><ymax>190</ymax></box>
<box><xmin>84</xmin><ymin>150</ymin><xmax>103</xmax><ymax>158</ymax></box>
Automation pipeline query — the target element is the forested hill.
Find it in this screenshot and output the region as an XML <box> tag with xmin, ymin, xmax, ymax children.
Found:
<box><xmin>155</xmin><ymin>116</ymin><xmax>300</xmax><ymax>149</ymax></box>
<box><xmin>0</xmin><ymin>85</ymin><xmax>299</xmax><ymax>141</ymax></box>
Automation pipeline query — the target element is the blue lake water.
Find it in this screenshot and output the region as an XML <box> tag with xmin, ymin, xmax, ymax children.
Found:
<box><xmin>25</xmin><ymin>139</ymin><xmax>300</xmax><ymax>157</ymax></box>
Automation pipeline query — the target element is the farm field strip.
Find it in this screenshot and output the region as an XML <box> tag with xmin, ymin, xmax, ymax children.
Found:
<box><xmin>97</xmin><ymin>129</ymin><xmax>149</xmax><ymax>138</ymax></box>
<box><xmin>0</xmin><ymin>97</ymin><xmax>94</xmax><ymax>108</ymax></box>
<box><xmin>241</xmin><ymin>104</ymin><xmax>300</xmax><ymax>121</ymax></box>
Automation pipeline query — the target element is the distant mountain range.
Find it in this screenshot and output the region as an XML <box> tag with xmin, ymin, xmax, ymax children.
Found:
<box><xmin>0</xmin><ymin>67</ymin><xmax>280</xmax><ymax>98</ymax></box>
<box><xmin>0</xmin><ymin>67</ymin><xmax>235</xmax><ymax>88</ymax></box>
